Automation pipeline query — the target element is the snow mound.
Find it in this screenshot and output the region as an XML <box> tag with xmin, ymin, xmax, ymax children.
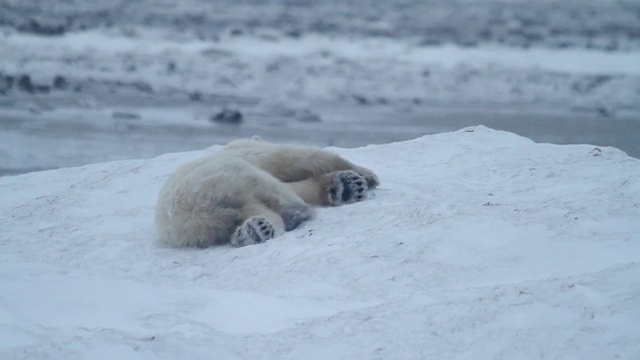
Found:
<box><xmin>1</xmin><ymin>127</ymin><xmax>639</xmax><ymax>359</ymax></box>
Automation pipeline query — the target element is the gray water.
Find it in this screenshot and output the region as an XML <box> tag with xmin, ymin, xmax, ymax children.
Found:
<box><xmin>1</xmin><ymin>102</ymin><xmax>637</xmax><ymax>177</ymax></box>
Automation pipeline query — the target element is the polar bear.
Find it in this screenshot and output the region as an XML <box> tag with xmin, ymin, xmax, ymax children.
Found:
<box><xmin>155</xmin><ymin>137</ymin><xmax>380</xmax><ymax>247</ymax></box>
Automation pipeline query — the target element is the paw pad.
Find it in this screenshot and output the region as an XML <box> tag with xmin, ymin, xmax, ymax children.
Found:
<box><xmin>230</xmin><ymin>216</ymin><xmax>276</xmax><ymax>247</ymax></box>
<box><xmin>329</xmin><ymin>170</ymin><xmax>369</xmax><ymax>205</ymax></box>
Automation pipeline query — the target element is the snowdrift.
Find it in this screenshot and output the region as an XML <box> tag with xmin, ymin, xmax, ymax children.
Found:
<box><xmin>1</xmin><ymin>126</ymin><xmax>639</xmax><ymax>359</ymax></box>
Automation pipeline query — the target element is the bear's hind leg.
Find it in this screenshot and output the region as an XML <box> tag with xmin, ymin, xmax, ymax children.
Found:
<box><xmin>230</xmin><ymin>203</ymin><xmax>286</xmax><ymax>247</ymax></box>
<box><xmin>252</xmin><ymin>176</ymin><xmax>315</xmax><ymax>231</ymax></box>
<box><xmin>258</xmin><ymin>146</ymin><xmax>380</xmax><ymax>190</ymax></box>
<box><xmin>287</xmin><ymin>170</ymin><xmax>368</xmax><ymax>206</ymax></box>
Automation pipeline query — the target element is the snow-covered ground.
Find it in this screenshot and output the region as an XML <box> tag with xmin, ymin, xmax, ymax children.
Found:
<box><xmin>2</xmin><ymin>0</ymin><xmax>639</xmax><ymax>111</ymax></box>
<box><xmin>2</xmin><ymin>25</ymin><xmax>639</xmax><ymax>111</ymax></box>
<box><xmin>1</xmin><ymin>127</ymin><xmax>639</xmax><ymax>359</ymax></box>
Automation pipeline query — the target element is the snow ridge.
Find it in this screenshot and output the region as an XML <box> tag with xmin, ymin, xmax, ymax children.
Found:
<box><xmin>1</xmin><ymin>127</ymin><xmax>639</xmax><ymax>359</ymax></box>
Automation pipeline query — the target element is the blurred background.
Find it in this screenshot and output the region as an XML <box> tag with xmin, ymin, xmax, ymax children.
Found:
<box><xmin>1</xmin><ymin>0</ymin><xmax>639</xmax><ymax>175</ymax></box>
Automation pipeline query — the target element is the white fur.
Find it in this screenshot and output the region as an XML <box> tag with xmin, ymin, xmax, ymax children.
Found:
<box><xmin>155</xmin><ymin>138</ymin><xmax>379</xmax><ymax>247</ymax></box>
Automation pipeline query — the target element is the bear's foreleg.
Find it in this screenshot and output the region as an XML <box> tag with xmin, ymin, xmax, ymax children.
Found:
<box><xmin>230</xmin><ymin>179</ymin><xmax>315</xmax><ymax>246</ymax></box>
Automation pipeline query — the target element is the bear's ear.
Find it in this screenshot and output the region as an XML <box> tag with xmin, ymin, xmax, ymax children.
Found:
<box><xmin>251</xmin><ymin>135</ymin><xmax>262</xmax><ymax>141</ymax></box>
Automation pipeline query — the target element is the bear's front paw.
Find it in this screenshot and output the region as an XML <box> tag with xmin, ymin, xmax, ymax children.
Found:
<box><xmin>327</xmin><ymin>170</ymin><xmax>368</xmax><ymax>206</ymax></box>
<box><xmin>230</xmin><ymin>216</ymin><xmax>275</xmax><ymax>247</ymax></box>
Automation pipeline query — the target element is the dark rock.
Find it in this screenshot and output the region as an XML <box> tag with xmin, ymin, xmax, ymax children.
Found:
<box><xmin>230</xmin><ymin>28</ymin><xmax>244</xmax><ymax>36</ymax></box>
<box><xmin>3</xmin><ymin>75</ymin><xmax>15</xmax><ymax>87</ymax></box>
<box><xmin>265</xmin><ymin>62</ymin><xmax>280</xmax><ymax>72</ymax></box>
<box><xmin>295</xmin><ymin>109</ymin><xmax>322</xmax><ymax>123</ymax></box>
<box><xmin>353</xmin><ymin>95</ymin><xmax>369</xmax><ymax>105</ymax></box>
<box><xmin>458</xmin><ymin>38</ymin><xmax>479</xmax><ymax>47</ymax></box>
<box><xmin>17</xmin><ymin>75</ymin><xmax>34</xmax><ymax>92</ymax></box>
<box><xmin>0</xmin><ymin>75</ymin><xmax>14</xmax><ymax>94</ymax></box>
<box><xmin>286</xmin><ymin>29</ymin><xmax>302</xmax><ymax>38</ymax></box>
<box><xmin>112</xmin><ymin>111</ymin><xmax>141</xmax><ymax>120</ymax></box>
<box><xmin>131</xmin><ymin>81</ymin><xmax>153</xmax><ymax>93</ymax></box>
<box><xmin>28</xmin><ymin>106</ymin><xmax>42</xmax><ymax>114</ymax></box>
<box><xmin>13</xmin><ymin>75</ymin><xmax>54</xmax><ymax>94</ymax></box>
<box><xmin>571</xmin><ymin>75</ymin><xmax>613</xmax><ymax>94</ymax></box>
<box><xmin>419</xmin><ymin>37</ymin><xmax>445</xmax><ymax>46</ymax></box>
<box><xmin>211</xmin><ymin>109</ymin><xmax>243</xmax><ymax>124</ymax></box>
<box><xmin>309</xmin><ymin>20</ymin><xmax>339</xmax><ymax>33</ymax></box>
<box><xmin>596</xmin><ymin>106</ymin><xmax>615</xmax><ymax>118</ymax></box>
<box><xmin>53</xmin><ymin>75</ymin><xmax>68</xmax><ymax>89</ymax></box>
<box><xmin>18</xmin><ymin>18</ymin><xmax>67</xmax><ymax>36</ymax></box>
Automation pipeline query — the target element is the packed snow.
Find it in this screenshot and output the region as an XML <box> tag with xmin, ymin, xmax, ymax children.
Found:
<box><xmin>1</xmin><ymin>127</ymin><xmax>639</xmax><ymax>359</ymax></box>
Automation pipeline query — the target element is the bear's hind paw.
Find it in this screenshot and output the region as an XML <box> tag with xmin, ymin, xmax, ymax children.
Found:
<box><xmin>230</xmin><ymin>216</ymin><xmax>275</xmax><ymax>247</ymax></box>
<box><xmin>328</xmin><ymin>170</ymin><xmax>368</xmax><ymax>206</ymax></box>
